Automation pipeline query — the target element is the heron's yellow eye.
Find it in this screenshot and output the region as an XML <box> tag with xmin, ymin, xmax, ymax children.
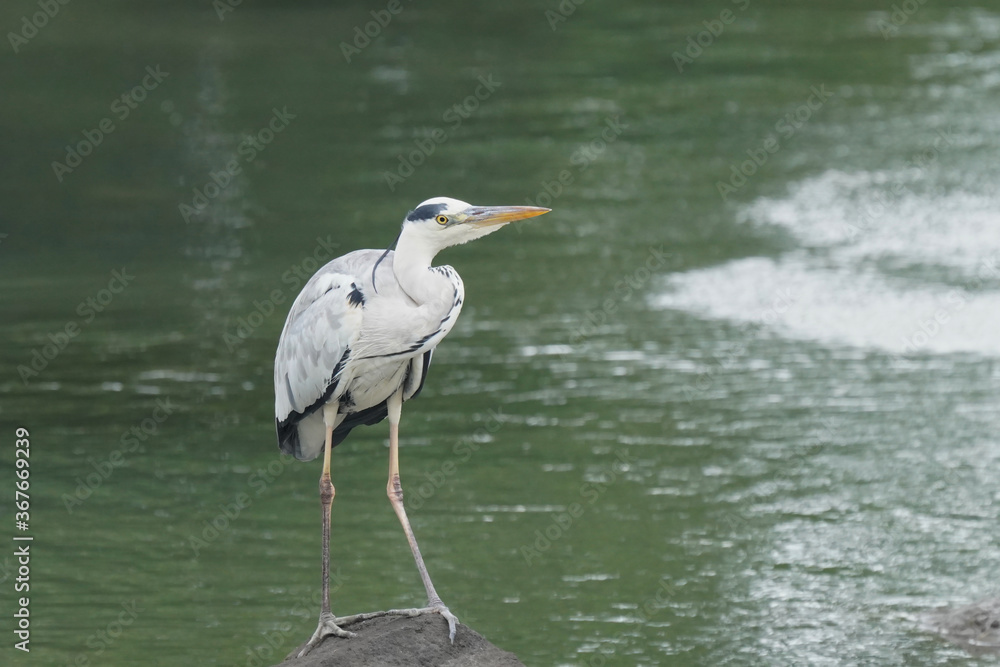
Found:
<box><xmin>435</xmin><ymin>215</ymin><xmax>448</xmax><ymax>225</ymax></box>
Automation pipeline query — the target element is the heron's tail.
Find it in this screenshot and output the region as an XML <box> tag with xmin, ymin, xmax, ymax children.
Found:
<box><xmin>276</xmin><ymin>412</ymin><xmax>325</xmax><ymax>462</ymax></box>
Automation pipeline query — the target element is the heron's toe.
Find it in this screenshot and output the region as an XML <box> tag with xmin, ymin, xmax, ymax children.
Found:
<box><xmin>292</xmin><ymin>613</ymin><xmax>355</xmax><ymax>659</ymax></box>
<box><xmin>429</xmin><ymin>604</ymin><xmax>459</xmax><ymax>642</ymax></box>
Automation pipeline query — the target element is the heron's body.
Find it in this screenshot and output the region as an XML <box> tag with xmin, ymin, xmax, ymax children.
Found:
<box><xmin>274</xmin><ymin>249</ymin><xmax>464</xmax><ymax>461</ymax></box>
<box><xmin>271</xmin><ymin>197</ymin><xmax>549</xmax><ymax>657</ymax></box>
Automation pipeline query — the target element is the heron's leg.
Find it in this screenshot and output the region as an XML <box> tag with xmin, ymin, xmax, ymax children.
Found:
<box><xmin>375</xmin><ymin>389</ymin><xmax>459</xmax><ymax>640</ymax></box>
<box><xmin>294</xmin><ymin>409</ymin><xmax>354</xmax><ymax>659</ymax></box>
<box><xmin>319</xmin><ymin>393</ymin><xmax>460</xmax><ymax>640</ymax></box>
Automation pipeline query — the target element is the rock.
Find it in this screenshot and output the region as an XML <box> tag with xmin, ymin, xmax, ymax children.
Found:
<box><xmin>921</xmin><ymin>596</ymin><xmax>1000</xmax><ymax>655</ymax></box>
<box><xmin>274</xmin><ymin>613</ymin><xmax>526</xmax><ymax>667</ymax></box>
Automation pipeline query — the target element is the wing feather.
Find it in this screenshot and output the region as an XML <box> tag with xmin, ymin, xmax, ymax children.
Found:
<box><xmin>274</xmin><ymin>273</ymin><xmax>359</xmax><ymax>422</ymax></box>
<box><xmin>274</xmin><ymin>252</ymin><xmax>381</xmax><ymax>459</ymax></box>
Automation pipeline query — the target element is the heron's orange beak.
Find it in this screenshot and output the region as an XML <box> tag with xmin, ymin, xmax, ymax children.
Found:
<box><xmin>463</xmin><ymin>205</ymin><xmax>551</xmax><ymax>227</ymax></box>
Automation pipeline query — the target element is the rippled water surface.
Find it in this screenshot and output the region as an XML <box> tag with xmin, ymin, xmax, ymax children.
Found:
<box><xmin>2</xmin><ymin>1</ymin><xmax>1000</xmax><ymax>665</ymax></box>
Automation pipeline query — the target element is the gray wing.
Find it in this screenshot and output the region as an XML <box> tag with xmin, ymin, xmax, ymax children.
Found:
<box><xmin>273</xmin><ymin>251</ymin><xmax>379</xmax><ymax>459</ymax></box>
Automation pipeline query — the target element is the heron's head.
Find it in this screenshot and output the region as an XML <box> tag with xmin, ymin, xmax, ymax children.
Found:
<box><xmin>400</xmin><ymin>196</ymin><xmax>550</xmax><ymax>253</ymax></box>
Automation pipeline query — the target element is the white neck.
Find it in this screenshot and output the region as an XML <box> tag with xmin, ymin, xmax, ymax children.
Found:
<box><xmin>392</xmin><ymin>224</ymin><xmax>449</xmax><ymax>305</ymax></box>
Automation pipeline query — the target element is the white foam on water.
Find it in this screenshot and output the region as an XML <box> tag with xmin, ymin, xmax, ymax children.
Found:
<box><xmin>656</xmin><ymin>255</ymin><xmax>1000</xmax><ymax>356</ymax></box>
<box><xmin>739</xmin><ymin>169</ymin><xmax>1000</xmax><ymax>276</ymax></box>
<box><xmin>654</xmin><ymin>169</ymin><xmax>1000</xmax><ymax>356</ymax></box>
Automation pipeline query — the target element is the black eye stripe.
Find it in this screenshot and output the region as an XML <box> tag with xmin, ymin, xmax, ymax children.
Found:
<box><xmin>406</xmin><ymin>203</ymin><xmax>448</xmax><ymax>222</ymax></box>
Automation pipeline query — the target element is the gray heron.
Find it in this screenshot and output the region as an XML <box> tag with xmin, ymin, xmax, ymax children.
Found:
<box><xmin>273</xmin><ymin>197</ymin><xmax>550</xmax><ymax>656</ymax></box>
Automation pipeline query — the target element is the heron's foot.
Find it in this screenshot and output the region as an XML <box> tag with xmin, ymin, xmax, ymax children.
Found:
<box><xmin>292</xmin><ymin>611</ymin><xmax>355</xmax><ymax>659</ymax></box>
<box><xmin>431</xmin><ymin>603</ymin><xmax>459</xmax><ymax>643</ymax></box>
<box><xmin>338</xmin><ymin>603</ymin><xmax>459</xmax><ymax>643</ymax></box>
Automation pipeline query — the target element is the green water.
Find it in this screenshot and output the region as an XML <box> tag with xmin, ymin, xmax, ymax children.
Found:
<box><xmin>3</xmin><ymin>1</ymin><xmax>1000</xmax><ymax>665</ymax></box>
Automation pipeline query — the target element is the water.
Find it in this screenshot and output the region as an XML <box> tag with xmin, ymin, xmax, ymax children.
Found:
<box><xmin>2</xmin><ymin>1</ymin><xmax>999</xmax><ymax>665</ymax></box>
